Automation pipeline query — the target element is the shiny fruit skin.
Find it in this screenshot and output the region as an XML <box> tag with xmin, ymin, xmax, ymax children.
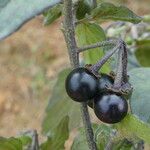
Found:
<box><xmin>98</xmin><ymin>73</ymin><xmax>114</xmax><ymax>93</ymax></box>
<box><xmin>94</xmin><ymin>92</ymin><xmax>128</xmax><ymax>124</ymax></box>
<box><xmin>65</xmin><ymin>67</ymin><xmax>98</xmax><ymax>102</ymax></box>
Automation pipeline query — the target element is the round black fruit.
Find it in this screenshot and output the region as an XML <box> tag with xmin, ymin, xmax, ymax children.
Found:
<box><xmin>94</xmin><ymin>92</ymin><xmax>128</xmax><ymax>124</ymax></box>
<box><xmin>65</xmin><ymin>67</ymin><xmax>98</xmax><ymax>102</ymax></box>
<box><xmin>98</xmin><ymin>73</ymin><xmax>114</xmax><ymax>92</ymax></box>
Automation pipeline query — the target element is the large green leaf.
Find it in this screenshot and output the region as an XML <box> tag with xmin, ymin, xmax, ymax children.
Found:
<box><xmin>129</xmin><ymin>68</ymin><xmax>150</xmax><ymax>123</ymax></box>
<box><xmin>91</xmin><ymin>3</ymin><xmax>142</xmax><ymax>23</ymax></box>
<box><xmin>0</xmin><ymin>0</ymin><xmax>61</xmax><ymax>40</ymax></box>
<box><xmin>76</xmin><ymin>23</ymin><xmax>110</xmax><ymax>73</ymax></box>
<box><xmin>42</xmin><ymin>69</ymin><xmax>81</xmax><ymax>134</ymax></box>
<box><xmin>135</xmin><ymin>39</ymin><xmax>150</xmax><ymax>67</ymax></box>
<box><xmin>41</xmin><ymin>116</ymin><xmax>69</xmax><ymax>150</ymax></box>
<box><xmin>115</xmin><ymin>114</ymin><xmax>150</xmax><ymax>144</ymax></box>
<box><xmin>0</xmin><ymin>137</ymin><xmax>22</xmax><ymax>150</ymax></box>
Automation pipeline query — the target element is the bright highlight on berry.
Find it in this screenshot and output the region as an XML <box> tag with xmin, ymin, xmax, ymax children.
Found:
<box><xmin>94</xmin><ymin>92</ymin><xmax>128</xmax><ymax>124</ymax></box>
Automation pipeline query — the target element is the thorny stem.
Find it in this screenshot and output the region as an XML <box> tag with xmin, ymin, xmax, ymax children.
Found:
<box><xmin>63</xmin><ymin>0</ymin><xmax>97</xmax><ymax>149</ymax></box>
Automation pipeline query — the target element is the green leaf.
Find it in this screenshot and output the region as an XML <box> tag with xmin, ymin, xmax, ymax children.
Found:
<box><xmin>115</xmin><ymin>114</ymin><xmax>150</xmax><ymax>144</ymax></box>
<box><xmin>41</xmin><ymin>116</ymin><xmax>69</xmax><ymax>150</ymax></box>
<box><xmin>129</xmin><ymin>68</ymin><xmax>150</xmax><ymax>123</ymax></box>
<box><xmin>71</xmin><ymin>124</ymin><xmax>112</xmax><ymax>150</ymax></box>
<box><xmin>0</xmin><ymin>0</ymin><xmax>61</xmax><ymax>40</ymax></box>
<box><xmin>91</xmin><ymin>3</ymin><xmax>142</xmax><ymax>24</ymax></box>
<box><xmin>18</xmin><ymin>136</ymin><xmax>32</xmax><ymax>147</ymax></box>
<box><xmin>0</xmin><ymin>137</ymin><xmax>22</xmax><ymax>150</ymax></box>
<box><xmin>135</xmin><ymin>39</ymin><xmax>150</xmax><ymax>67</ymax></box>
<box><xmin>76</xmin><ymin>23</ymin><xmax>110</xmax><ymax>73</ymax></box>
<box><xmin>43</xmin><ymin>4</ymin><xmax>62</xmax><ymax>25</ymax></box>
<box><xmin>42</xmin><ymin>69</ymin><xmax>81</xmax><ymax>134</ymax></box>
<box><xmin>76</xmin><ymin>0</ymin><xmax>95</xmax><ymax>20</ymax></box>
<box><xmin>112</xmin><ymin>139</ymin><xmax>134</xmax><ymax>150</ymax></box>
<box><xmin>95</xmin><ymin>124</ymin><xmax>112</xmax><ymax>150</ymax></box>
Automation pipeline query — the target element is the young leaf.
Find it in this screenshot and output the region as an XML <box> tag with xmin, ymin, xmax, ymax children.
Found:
<box><xmin>43</xmin><ymin>4</ymin><xmax>62</xmax><ymax>25</ymax></box>
<box><xmin>115</xmin><ymin>114</ymin><xmax>150</xmax><ymax>144</ymax></box>
<box><xmin>128</xmin><ymin>68</ymin><xmax>150</xmax><ymax>123</ymax></box>
<box><xmin>76</xmin><ymin>23</ymin><xmax>110</xmax><ymax>73</ymax></box>
<box><xmin>0</xmin><ymin>137</ymin><xmax>22</xmax><ymax>150</ymax></box>
<box><xmin>42</xmin><ymin>69</ymin><xmax>81</xmax><ymax>134</ymax></box>
<box><xmin>91</xmin><ymin>3</ymin><xmax>142</xmax><ymax>24</ymax></box>
<box><xmin>40</xmin><ymin>116</ymin><xmax>69</xmax><ymax>150</ymax></box>
<box><xmin>135</xmin><ymin>39</ymin><xmax>150</xmax><ymax>67</ymax></box>
<box><xmin>76</xmin><ymin>0</ymin><xmax>95</xmax><ymax>20</ymax></box>
<box><xmin>0</xmin><ymin>0</ymin><xmax>61</xmax><ymax>41</ymax></box>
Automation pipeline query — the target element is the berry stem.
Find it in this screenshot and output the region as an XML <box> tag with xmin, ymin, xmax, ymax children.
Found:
<box><xmin>81</xmin><ymin>39</ymin><xmax>128</xmax><ymax>89</ymax></box>
<box><xmin>63</xmin><ymin>1</ymin><xmax>97</xmax><ymax>149</ymax></box>
<box><xmin>113</xmin><ymin>41</ymin><xmax>128</xmax><ymax>89</ymax></box>
<box><xmin>89</xmin><ymin>40</ymin><xmax>120</xmax><ymax>74</ymax></box>
<box><xmin>113</xmin><ymin>44</ymin><xmax>124</xmax><ymax>89</ymax></box>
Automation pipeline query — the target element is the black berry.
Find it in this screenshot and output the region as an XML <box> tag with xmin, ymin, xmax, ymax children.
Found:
<box><xmin>94</xmin><ymin>92</ymin><xmax>128</xmax><ymax>124</ymax></box>
<box><xmin>98</xmin><ymin>73</ymin><xmax>114</xmax><ymax>92</ymax></box>
<box><xmin>65</xmin><ymin>67</ymin><xmax>98</xmax><ymax>102</ymax></box>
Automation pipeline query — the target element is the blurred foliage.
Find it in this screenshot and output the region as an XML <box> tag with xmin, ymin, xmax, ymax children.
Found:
<box><xmin>135</xmin><ymin>39</ymin><xmax>150</xmax><ymax>67</ymax></box>
<box><xmin>41</xmin><ymin>116</ymin><xmax>69</xmax><ymax>150</ymax></box>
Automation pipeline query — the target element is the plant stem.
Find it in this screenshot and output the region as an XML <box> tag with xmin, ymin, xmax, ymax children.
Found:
<box><xmin>63</xmin><ymin>0</ymin><xmax>79</xmax><ymax>68</ymax></box>
<box><xmin>81</xmin><ymin>103</ymin><xmax>97</xmax><ymax>150</ymax></box>
<box><xmin>78</xmin><ymin>39</ymin><xmax>128</xmax><ymax>88</ymax></box>
<box><xmin>63</xmin><ymin>0</ymin><xmax>97</xmax><ymax>149</ymax></box>
<box><xmin>113</xmin><ymin>44</ymin><xmax>124</xmax><ymax>89</ymax></box>
<box><xmin>89</xmin><ymin>41</ymin><xmax>120</xmax><ymax>73</ymax></box>
<box><xmin>113</xmin><ymin>41</ymin><xmax>129</xmax><ymax>89</ymax></box>
<box><xmin>77</xmin><ymin>40</ymin><xmax>116</xmax><ymax>53</ymax></box>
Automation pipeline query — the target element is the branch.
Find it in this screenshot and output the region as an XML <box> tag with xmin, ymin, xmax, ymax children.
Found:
<box><xmin>63</xmin><ymin>0</ymin><xmax>97</xmax><ymax>149</ymax></box>
<box><xmin>89</xmin><ymin>40</ymin><xmax>121</xmax><ymax>74</ymax></box>
<box><xmin>77</xmin><ymin>40</ymin><xmax>116</xmax><ymax>53</ymax></box>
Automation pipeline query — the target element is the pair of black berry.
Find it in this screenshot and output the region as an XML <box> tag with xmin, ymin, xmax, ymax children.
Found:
<box><xmin>65</xmin><ymin>67</ymin><xmax>128</xmax><ymax>124</ymax></box>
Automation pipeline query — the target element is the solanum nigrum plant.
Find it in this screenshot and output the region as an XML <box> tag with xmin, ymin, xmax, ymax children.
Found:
<box><xmin>0</xmin><ymin>0</ymin><xmax>150</xmax><ymax>149</ymax></box>
<box><xmin>65</xmin><ymin>39</ymin><xmax>131</xmax><ymax>125</ymax></box>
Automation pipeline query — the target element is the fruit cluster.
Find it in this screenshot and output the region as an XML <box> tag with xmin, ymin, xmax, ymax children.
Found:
<box><xmin>65</xmin><ymin>67</ymin><xmax>128</xmax><ymax>124</ymax></box>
